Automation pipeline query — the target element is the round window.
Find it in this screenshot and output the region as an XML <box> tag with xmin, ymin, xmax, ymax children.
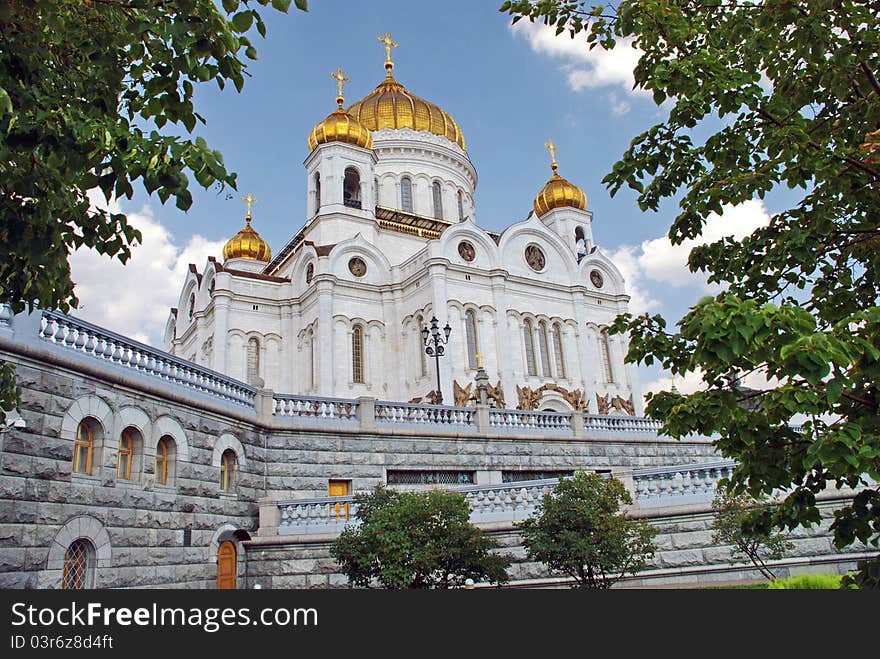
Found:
<box><xmin>348</xmin><ymin>257</ymin><xmax>367</xmax><ymax>277</ymax></box>
<box><xmin>458</xmin><ymin>241</ymin><xmax>476</xmax><ymax>262</ymax></box>
<box><xmin>525</xmin><ymin>244</ymin><xmax>546</xmax><ymax>272</ymax></box>
<box><xmin>590</xmin><ymin>269</ymin><xmax>604</xmax><ymax>288</ymax></box>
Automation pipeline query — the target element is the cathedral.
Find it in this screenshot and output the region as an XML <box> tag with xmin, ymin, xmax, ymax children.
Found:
<box><xmin>165</xmin><ymin>35</ymin><xmax>642</xmax><ymax>416</ymax></box>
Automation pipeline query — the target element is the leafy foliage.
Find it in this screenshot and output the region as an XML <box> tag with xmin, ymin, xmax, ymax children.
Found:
<box><xmin>0</xmin><ymin>0</ymin><xmax>306</xmax><ymax>417</ymax></box>
<box><xmin>0</xmin><ymin>0</ymin><xmax>306</xmax><ymax>316</ymax></box>
<box><xmin>501</xmin><ymin>0</ymin><xmax>880</xmax><ymax>584</ymax></box>
<box><xmin>0</xmin><ymin>361</ymin><xmax>20</xmax><ymax>425</ymax></box>
<box><xmin>330</xmin><ymin>486</ymin><xmax>512</xmax><ymax>589</ymax></box>
<box><xmin>712</xmin><ymin>489</ymin><xmax>794</xmax><ymax>580</ymax></box>
<box><xmin>517</xmin><ymin>472</ymin><xmax>656</xmax><ymax>588</ymax></box>
<box><xmin>767</xmin><ymin>573</ymin><xmax>846</xmax><ymax>589</ymax></box>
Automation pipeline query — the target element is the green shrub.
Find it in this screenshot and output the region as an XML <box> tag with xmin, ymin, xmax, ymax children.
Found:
<box><xmin>767</xmin><ymin>574</ymin><xmax>842</xmax><ymax>590</ymax></box>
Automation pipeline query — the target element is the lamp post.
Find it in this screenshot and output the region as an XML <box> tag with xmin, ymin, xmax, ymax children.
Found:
<box><xmin>421</xmin><ymin>316</ymin><xmax>451</xmax><ymax>405</ymax></box>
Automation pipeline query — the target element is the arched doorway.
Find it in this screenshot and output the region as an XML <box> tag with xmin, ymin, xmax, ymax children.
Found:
<box><xmin>217</xmin><ymin>541</ymin><xmax>237</xmax><ymax>590</ymax></box>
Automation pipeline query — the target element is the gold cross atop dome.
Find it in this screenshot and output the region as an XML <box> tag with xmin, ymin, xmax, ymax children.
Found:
<box><xmin>476</xmin><ymin>353</ymin><xmax>484</xmax><ymax>369</ymax></box>
<box><xmin>242</xmin><ymin>192</ymin><xmax>257</xmax><ymax>221</ymax></box>
<box><xmin>330</xmin><ymin>67</ymin><xmax>350</xmax><ymax>106</ymax></box>
<box><xmin>544</xmin><ymin>138</ymin><xmax>559</xmax><ymax>172</ymax></box>
<box><xmin>378</xmin><ymin>32</ymin><xmax>398</xmax><ymax>73</ymax></box>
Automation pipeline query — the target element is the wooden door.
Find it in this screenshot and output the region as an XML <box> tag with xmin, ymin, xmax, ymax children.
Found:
<box><xmin>328</xmin><ymin>480</ymin><xmax>350</xmax><ymax>521</ymax></box>
<box><xmin>217</xmin><ymin>541</ymin><xmax>237</xmax><ymax>590</ymax></box>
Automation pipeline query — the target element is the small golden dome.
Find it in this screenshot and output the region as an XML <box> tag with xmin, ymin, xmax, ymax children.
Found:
<box><xmin>223</xmin><ymin>217</ymin><xmax>271</xmax><ymax>262</ymax></box>
<box><xmin>533</xmin><ymin>165</ymin><xmax>587</xmax><ymax>217</ymax></box>
<box><xmin>307</xmin><ymin>107</ymin><xmax>374</xmax><ymax>152</ymax></box>
<box><xmin>346</xmin><ymin>70</ymin><xmax>466</xmax><ymax>151</ymax></box>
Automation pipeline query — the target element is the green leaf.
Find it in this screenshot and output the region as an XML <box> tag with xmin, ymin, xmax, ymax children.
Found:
<box><xmin>231</xmin><ymin>10</ymin><xmax>253</xmax><ymax>32</ymax></box>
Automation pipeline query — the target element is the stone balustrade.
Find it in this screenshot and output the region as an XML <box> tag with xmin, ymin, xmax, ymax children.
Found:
<box><xmin>276</xmin><ymin>468</ymin><xmax>731</xmax><ymax>536</ymax></box>
<box><xmin>272</xmin><ymin>394</ymin><xmax>359</xmax><ymax>427</ymax></box>
<box><xmin>38</xmin><ymin>310</ymin><xmax>256</xmax><ymax>407</ymax></box>
<box><xmin>582</xmin><ymin>414</ymin><xmax>664</xmax><ymax>433</ymax></box>
<box><xmin>278</xmin><ymin>495</ymin><xmax>358</xmax><ymax>535</ymax></box>
<box><xmin>375</xmin><ymin>401</ymin><xmax>476</xmax><ymax>427</ymax></box>
<box><xmin>488</xmin><ymin>409</ymin><xmax>572</xmax><ymax>434</ymax></box>
<box><xmin>633</xmin><ymin>460</ymin><xmax>737</xmax><ymax>508</ymax></box>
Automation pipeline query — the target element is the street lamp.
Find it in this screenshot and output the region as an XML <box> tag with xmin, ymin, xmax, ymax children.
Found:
<box><xmin>422</xmin><ymin>316</ymin><xmax>451</xmax><ymax>405</ymax></box>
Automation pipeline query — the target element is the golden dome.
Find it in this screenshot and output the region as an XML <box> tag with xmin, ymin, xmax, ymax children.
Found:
<box><xmin>307</xmin><ymin>106</ymin><xmax>373</xmax><ymax>152</ymax></box>
<box><xmin>223</xmin><ymin>217</ymin><xmax>271</xmax><ymax>262</ymax></box>
<box><xmin>533</xmin><ymin>165</ymin><xmax>587</xmax><ymax>217</ymax></box>
<box><xmin>345</xmin><ymin>69</ymin><xmax>466</xmax><ymax>151</ymax></box>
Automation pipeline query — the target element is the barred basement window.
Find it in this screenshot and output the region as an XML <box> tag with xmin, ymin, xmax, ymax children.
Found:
<box><xmin>386</xmin><ymin>470</ymin><xmax>474</xmax><ymax>485</ymax></box>
<box><xmin>155</xmin><ymin>435</ymin><xmax>176</xmax><ymax>486</ymax></box>
<box><xmin>62</xmin><ymin>539</ymin><xmax>95</xmax><ymax>590</ymax></box>
<box><xmin>117</xmin><ymin>430</ymin><xmax>134</xmax><ymax>480</ymax></box>
<box><xmin>501</xmin><ymin>470</ymin><xmax>574</xmax><ymax>483</ymax></box>
<box><xmin>220</xmin><ymin>449</ymin><xmax>237</xmax><ymax>493</ymax></box>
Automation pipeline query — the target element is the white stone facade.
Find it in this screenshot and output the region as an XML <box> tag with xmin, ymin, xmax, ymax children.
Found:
<box><xmin>166</xmin><ymin>122</ymin><xmax>641</xmax><ymax>415</ymax></box>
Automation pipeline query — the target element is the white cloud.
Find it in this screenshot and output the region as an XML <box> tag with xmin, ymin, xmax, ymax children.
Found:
<box><xmin>622</xmin><ymin>199</ymin><xmax>772</xmax><ymax>291</ymax></box>
<box><xmin>607</xmin><ymin>245</ymin><xmax>660</xmax><ymax>315</ymax></box>
<box><xmin>511</xmin><ymin>20</ymin><xmax>645</xmax><ymax>99</ymax></box>
<box><xmin>643</xmin><ymin>368</ymin><xmax>706</xmax><ymax>398</ymax></box>
<box><xmin>69</xmin><ymin>196</ymin><xmax>226</xmax><ymax>346</ymax></box>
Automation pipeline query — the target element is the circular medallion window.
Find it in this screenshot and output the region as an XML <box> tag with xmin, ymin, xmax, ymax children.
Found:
<box><xmin>458</xmin><ymin>240</ymin><xmax>476</xmax><ymax>262</ymax></box>
<box><xmin>305</xmin><ymin>263</ymin><xmax>314</xmax><ymax>284</ymax></box>
<box><xmin>525</xmin><ymin>244</ymin><xmax>546</xmax><ymax>272</ymax></box>
<box><xmin>590</xmin><ymin>269</ymin><xmax>604</xmax><ymax>288</ymax></box>
<box><xmin>348</xmin><ymin>257</ymin><xmax>367</xmax><ymax>277</ymax></box>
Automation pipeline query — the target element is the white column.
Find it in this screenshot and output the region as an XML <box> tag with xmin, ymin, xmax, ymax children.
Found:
<box><xmin>428</xmin><ymin>263</ymin><xmax>452</xmax><ymax>404</ymax></box>
<box><xmin>316</xmin><ymin>280</ymin><xmax>334</xmax><ymax>395</ymax></box>
<box><xmin>212</xmin><ymin>295</ymin><xmax>230</xmax><ymax>375</ymax></box>
<box><xmin>573</xmin><ymin>296</ymin><xmax>596</xmax><ymax>412</ymax></box>
<box><xmin>490</xmin><ymin>276</ymin><xmax>516</xmax><ymax>405</ymax></box>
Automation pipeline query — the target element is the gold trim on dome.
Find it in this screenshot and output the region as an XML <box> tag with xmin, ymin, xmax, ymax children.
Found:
<box><xmin>223</xmin><ymin>197</ymin><xmax>272</xmax><ymax>262</ymax></box>
<box><xmin>533</xmin><ymin>142</ymin><xmax>586</xmax><ymax>217</ymax></box>
<box><xmin>307</xmin><ymin>68</ymin><xmax>374</xmax><ymax>152</ymax></box>
<box><xmin>344</xmin><ymin>37</ymin><xmax>466</xmax><ymax>151</ymax></box>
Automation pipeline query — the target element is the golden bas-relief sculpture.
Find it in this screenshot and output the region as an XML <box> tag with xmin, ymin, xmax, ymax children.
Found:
<box><xmin>516</xmin><ymin>383</ymin><xmax>588</xmax><ymax>411</ymax></box>
<box><xmin>596</xmin><ymin>393</ymin><xmax>635</xmax><ymax>416</ymax></box>
<box><xmin>453</xmin><ymin>380</ymin><xmax>473</xmax><ymax>407</ymax></box>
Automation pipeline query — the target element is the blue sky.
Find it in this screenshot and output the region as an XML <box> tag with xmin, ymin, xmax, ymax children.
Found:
<box><xmin>70</xmin><ymin>0</ymin><xmax>775</xmax><ymax>399</ymax></box>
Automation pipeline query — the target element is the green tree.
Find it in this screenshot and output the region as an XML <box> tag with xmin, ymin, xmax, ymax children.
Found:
<box><xmin>0</xmin><ymin>0</ymin><xmax>307</xmax><ymax>422</ymax></box>
<box><xmin>501</xmin><ymin>0</ymin><xmax>880</xmax><ymax>585</ymax></box>
<box><xmin>330</xmin><ymin>486</ymin><xmax>512</xmax><ymax>589</ymax></box>
<box><xmin>517</xmin><ymin>472</ymin><xmax>656</xmax><ymax>588</ymax></box>
<box><xmin>712</xmin><ymin>489</ymin><xmax>794</xmax><ymax>581</ymax></box>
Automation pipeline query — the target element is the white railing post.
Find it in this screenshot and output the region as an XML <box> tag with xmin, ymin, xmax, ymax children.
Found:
<box><xmin>357</xmin><ymin>397</ymin><xmax>376</xmax><ymax>431</ymax></box>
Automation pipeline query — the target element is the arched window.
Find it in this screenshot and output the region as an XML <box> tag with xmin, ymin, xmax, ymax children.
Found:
<box><xmin>523</xmin><ymin>319</ymin><xmax>537</xmax><ymax>377</ymax></box>
<box><xmin>352</xmin><ymin>324</ymin><xmax>364</xmax><ymax>384</ymax></box>
<box><xmin>117</xmin><ymin>427</ymin><xmax>142</xmax><ymax>481</ymax></box>
<box><xmin>246</xmin><ymin>337</ymin><xmax>260</xmax><ymax>385</ymax></box>
<box><xmin>62</xmin><ymin>539</ymin><xmax>95</xmax><ymax>590</ymax></box>
<box><xmin>432</xmin><ymin>181</ymin><xmax>443</xmax><ymax>219</ymax></box>
<box><xmin>374</xmin><ymin>177</ymin><xmax>379</xmax><ymax>206</ymax></box>
<box><xmin>465</xmin><ymin>309</ymin><xmax>478</xmax><ymax>369</ymax></box>
<box><xmin>314</xmin><ymin>172</ymin><xmax>321</xmax><ymax>213</ymax></box>
<box><xmin>601</xmin><ymin>330</ymin><xmax>614</xmax><ymax>383</ymax></box>
<box><xmin>187</xmin><ymin>292</ymin><xmax>196</xmax><ymax>320</ymax></box>
<box><xmin>538</xmin><ymin>321</ymin><xmax>552</xmax><ymax>377</ymax></box>
<box><xmin>208</xmin><ymin>278</ymin><xmax>215</xmax><ymax>297</ymax></box>
<box><xmin>344</xmin><ymin>167</ymin><xmax>361</xmax><ymax>208</ymax></box>
<box><xmin>416</xmin><ymin>315</ymin><xmax>427</xmax><ymax>377</ymax></box>
<box><xmin>155</xmin><ymin>435</ymin><xmax>176</xmax><ymax>486</ymax></box>
<box><xmin>401</xmin><ymin>177</ymin><xmax>413</xmax><ymax>212</ymax></box>
<box><xmin>73</xmin><ymin>420</ymin><xmax>94</xmax><ymax>475</ymax></box>
<box><xmin>220</xmin><ymin>449</ymin><xmax>237</xmax><ymax>492</ymax></box>
<box><xmin>552</xmin><ymin>323</ymin><xmax>566</xmax><ymax>378</ymax></box>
